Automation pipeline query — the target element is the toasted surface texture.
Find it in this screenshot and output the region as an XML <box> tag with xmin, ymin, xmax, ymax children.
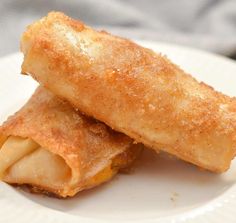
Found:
<box><xmin>0</xmin><ymin>87</ymin><xmax>141</xmax><ymax>197</ymax></box>
<box><xmin>21</xmin><ymin>12</ymin><xmax>236</xmax><ymax>172</ymax></box>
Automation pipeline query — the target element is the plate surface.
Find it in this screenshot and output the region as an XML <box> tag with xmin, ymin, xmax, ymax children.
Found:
<box><xmin>1</xmin><ymin>41</ymin><xmax>236</xmax><ymax>223</ymax></box>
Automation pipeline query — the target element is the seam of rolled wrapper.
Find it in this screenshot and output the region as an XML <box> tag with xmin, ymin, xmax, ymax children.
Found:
<box><xmin>0</xmin><ymin>136</ymin><xmax>39</xmax><ymax>179</ymax></box>
<box><xmin>0</xmin><ymin>134</ymin><xmax>7</xmax><ymax>148</ymax></box>
<box><xmin>0</xmin><ymin>136</ymin><xmax>76</xmax><ymax>195</ymax></box>
<box><xmin>21</xmin><ymin>137</ymin><xmax>81</xmax><ymax>189</ymax></box>
<box><xmin>6</xmin><ymin>131</ymin><xmax>83</xmax><ymax>186</ymax></box>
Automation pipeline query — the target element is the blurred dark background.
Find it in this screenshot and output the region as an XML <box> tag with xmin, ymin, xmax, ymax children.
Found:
<box><xmin>1</xmin><ymin>0</ymin><xmax>236</xmax><ymax>59</ymax></box>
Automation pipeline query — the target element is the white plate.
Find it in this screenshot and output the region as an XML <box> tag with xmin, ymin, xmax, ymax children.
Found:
<box><xmin>1</xmin><ymin>41</ymin><xmax>236</xmax><ymax>223</ymax></box>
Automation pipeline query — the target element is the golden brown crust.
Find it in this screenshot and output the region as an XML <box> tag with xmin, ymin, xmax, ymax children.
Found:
<box><xmin>0</xmin><ymin>87</ymin><xmax>140</xmax><ymax>197</ymax></box>
<box><xmin>21</xmin><ymin>12</ymin><xmax>236</xmax><ymax>172</ymax></box>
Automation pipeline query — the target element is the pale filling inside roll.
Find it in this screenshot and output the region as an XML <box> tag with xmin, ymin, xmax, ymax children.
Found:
<box><xmin>0</xmin><ymin>136</ymin><xmax>134</xmax><ymax>196</ymax></box>
<box><xmin>0</xmin><ymin>136</ymin><xmax>72</xmax><ymax>191</ymax></box>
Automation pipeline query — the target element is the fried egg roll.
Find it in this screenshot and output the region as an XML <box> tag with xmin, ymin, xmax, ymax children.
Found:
<box><xmin>21</xmin><ymin>12</ymin><xmax>236</xmax><ymax>172</ymax></box>
<box><xmin>0</xmin><ymin>87</ymin><xmax>141</xmax><ymax>197</ymax></box>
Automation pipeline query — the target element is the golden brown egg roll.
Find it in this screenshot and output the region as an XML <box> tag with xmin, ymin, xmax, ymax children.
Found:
<box><xmin>0</xmin><ymin>87</ymin><xmax>141</xmax><ymax>197</ymax></box>
<box><xmin>21</xmin><ymin>12</ymin><xmax>236</xmax><ymax>173</ymax></box>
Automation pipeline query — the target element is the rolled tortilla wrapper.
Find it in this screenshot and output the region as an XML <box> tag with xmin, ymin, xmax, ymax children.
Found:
<box><xmin>21</xmin><ymin>12</ymin><xmax>236</xmax><ymax>172</ymax></box>
<box><xmin>0</xmin><ymin>87</ymin><xmax>141</xmax><ymax>197</ymax></box>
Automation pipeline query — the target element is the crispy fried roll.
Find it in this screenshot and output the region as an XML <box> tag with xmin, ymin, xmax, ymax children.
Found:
<box><xmin>0</xmin><ymin>87</ymin><xmax>141</xmax><ymax>197</ymax></box>
<box><xmin>21</xmin><ymin>12</ymin><xmax>236</xmax><ymax>172</ymax></box>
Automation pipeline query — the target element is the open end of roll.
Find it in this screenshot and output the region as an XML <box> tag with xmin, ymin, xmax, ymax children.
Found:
<box><xmin>0</xmin><ymin>136</ymin><xmax>142</xmax><ymax>197</ymax></box>
<box><xmin>0</xmin><ymin>136</ymin><xmax>72</xmax><ymax>193</ymax></box>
